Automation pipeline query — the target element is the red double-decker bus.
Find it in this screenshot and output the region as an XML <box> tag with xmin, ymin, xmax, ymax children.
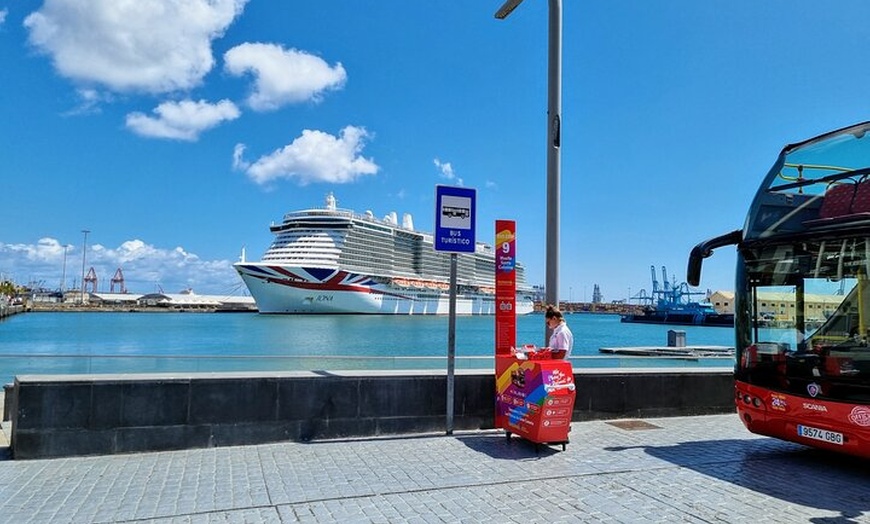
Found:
<box><xmin>689</xmin><ymin>121</ymin><xmax>870</xmax><ymax>457</ymax></box>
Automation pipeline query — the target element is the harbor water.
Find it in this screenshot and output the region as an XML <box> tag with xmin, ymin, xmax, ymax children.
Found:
<box><xmin>0</xmin><ymin>312</ymin><xmax>735</xmax><ymax>384</ymax></box>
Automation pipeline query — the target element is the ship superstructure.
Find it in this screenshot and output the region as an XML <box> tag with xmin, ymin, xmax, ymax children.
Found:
<box><xmin>235</xmin><ymin>193</ymin><xmax>535</xmax><ymax>314</ymax></box>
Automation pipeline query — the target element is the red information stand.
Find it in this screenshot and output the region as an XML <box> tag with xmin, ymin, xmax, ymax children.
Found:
<box><xmin>493</xmin><ymin>219</ymin><xmax>575</xmax><ymax>449</ymax></box>
<box><xmin>495</xmin><ymin>351</ymin><xmax>575</xmax><ymax>449</ymax></box>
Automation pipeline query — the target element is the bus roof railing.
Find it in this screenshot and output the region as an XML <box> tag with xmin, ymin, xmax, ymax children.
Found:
<box><xmin>769</xmin><ymin>166</ymin><xmax>870</xmax><ymax>192</ymax></box>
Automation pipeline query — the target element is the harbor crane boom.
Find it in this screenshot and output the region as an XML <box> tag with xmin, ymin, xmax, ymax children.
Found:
<box><xmin>110</xmin><ymin>268</ymin><xmax>126</xmax><ymax>294</ymax></box>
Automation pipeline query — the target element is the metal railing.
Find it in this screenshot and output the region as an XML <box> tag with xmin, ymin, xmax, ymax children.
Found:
<box><xmin>0</xmin><ymin>353</ymin><xmax>734</xmax><ymax>384</ymax></box>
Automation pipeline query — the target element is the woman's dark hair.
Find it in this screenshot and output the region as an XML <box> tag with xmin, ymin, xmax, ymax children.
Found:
<box><xmin>544</xmin><ymin>304</ymin><xmax>563</xmax><ymax>321</ymax></box>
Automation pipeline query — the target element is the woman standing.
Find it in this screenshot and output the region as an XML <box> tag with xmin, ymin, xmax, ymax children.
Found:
<box><xmin>545</xmin><ymin>304</ymin><xmax>574</xmax><ymax>358</ymax></box>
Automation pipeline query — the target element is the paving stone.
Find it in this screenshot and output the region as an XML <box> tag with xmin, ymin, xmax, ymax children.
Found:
<box><xmin>1</xmin><ymin>415</ymin><xmax>869</xmax><ymax>522</ymax></box>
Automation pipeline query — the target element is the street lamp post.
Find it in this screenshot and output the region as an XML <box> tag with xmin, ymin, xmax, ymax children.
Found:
<box><xmin>495</xmin><ymin>0</ymin><xmax>562</xmax><ymax>344</ymax></box>
<box><xmin>80</xmin><ymin>230</ymin><xmax>90</xmax><ymax>305</ymax></box>
<box><xmin>61</xmin><ymin>244</ymin><xmax>69</xmax><ymax>293</ymax></box>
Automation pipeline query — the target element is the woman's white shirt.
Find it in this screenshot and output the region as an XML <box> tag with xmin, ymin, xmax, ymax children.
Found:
<box><xmin>548</xmin><ymin>322</ymin><xmax>574</xmax><ymax>358</ymax></box>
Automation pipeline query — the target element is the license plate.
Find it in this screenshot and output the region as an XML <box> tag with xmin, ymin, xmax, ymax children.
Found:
<box><xmin>797</xmin><ymin>424</ymin><xmax>844</xmax><ymax>445</ymax></box>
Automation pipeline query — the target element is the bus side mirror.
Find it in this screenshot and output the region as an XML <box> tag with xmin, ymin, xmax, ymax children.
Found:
<box><xmin>687</xmin><ymin>246</ymin><xmax>705</xmax><ymax>287</ymax></box>
<box><xmin>687</xmin><ymin>229</ymin><xmax>743</xmax><ymax>286</ymax></box>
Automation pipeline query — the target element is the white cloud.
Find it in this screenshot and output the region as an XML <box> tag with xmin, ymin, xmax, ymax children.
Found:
<box><xmin>126</xmin><ymin>99</ymin><xmax>240</xmax><ymax>141</ymax></box>
<box><xmin>24</xmin><ymin>0</ymin><xmax>248</xmax><ymax>94</ymax></box>
<box><xmin>232</xmin><ymin>143</ymin><xmax>250</xmax><ymax>171</ymax></box>
<box><xmin>0</xmin><ymin>238</ymin><xmax>240</xmax><ymax>295</ymax></box>
<box><xmin>224</xmin><ymin>42</ymin><xmax>347</xmax><ymax>111</ymax></box>
<box><xmin>60</xmin><ymin>88</ymin><xmax>111</xmax><ymax>117</ymax></box>
<box><xmin>0</xmin><ymin>8</ymin><xmax>8</xmax><ymax>26</ymax></box>
<box><xmin>434</xmin><ymin>158</ymin><xmax>463</xmax><ymax>186</ymax></box>
<box><xmin>236</xmin><ymin>126</ymin><xmax>379</xmax><ymax>186</ymax></box>
<box><xmin>1</xmin><ymin>237</ymin><xmax>69</xmax><ymax>265</ymax></box>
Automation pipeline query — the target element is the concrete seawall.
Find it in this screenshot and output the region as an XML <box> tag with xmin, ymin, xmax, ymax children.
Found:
<box><xmin>8</xmin><ymin>368</ymin><xmax>734</xmax><ymax>459</ymax></box>
<box><xmin>0</xmin><ymin>304</ymin><xmax>24</xmax><ymax>320</ymax></box>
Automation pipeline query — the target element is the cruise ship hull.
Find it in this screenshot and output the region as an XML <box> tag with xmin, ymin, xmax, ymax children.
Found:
<box><xmin>236</xmin><ymin>263</ymin><xmax>534</xmax><ymax>315</ymax></box>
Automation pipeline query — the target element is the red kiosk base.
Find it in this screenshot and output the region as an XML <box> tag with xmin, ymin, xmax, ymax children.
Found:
<box><xmin>495</xmin><ymin>352</ymin><xmax>575</xmax><ymax>450</ymax></box>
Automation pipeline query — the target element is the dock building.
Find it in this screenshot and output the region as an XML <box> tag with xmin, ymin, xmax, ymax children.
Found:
<box><xmin>708</xmin><ymin>289</ymin><xmax>846</xmax><ymax>324</ymax></box>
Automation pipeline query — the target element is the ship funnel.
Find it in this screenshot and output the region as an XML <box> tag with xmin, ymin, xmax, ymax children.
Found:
<box><xmin>325</xmin><ymin>192</ymin><xmax>337</xmax><ymax>211</ymax></box>
<box><xmin>385</xmin><ymin>211</ymin><xmax>398</xmax><ymax>225</ymax></box>
<box><xmin>402</xmin><ymin>213</ymin><xmax>414</xmax><ymax>230</ymax></box>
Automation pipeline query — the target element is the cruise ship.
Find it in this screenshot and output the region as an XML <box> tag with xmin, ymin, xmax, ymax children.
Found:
<box><xmin>234</xmin><ymin>193</ymin><xmax>535</xmax><ymax>315</ymax></box>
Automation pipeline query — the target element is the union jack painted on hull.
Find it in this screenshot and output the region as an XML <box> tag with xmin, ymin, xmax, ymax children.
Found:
<box><xmin>236</xmin><ymin>263</ymin><xmax>532</xmax><ymax>315</ymax></box>
<box><xmin>239</xmin><ymin>265</ymin><xmax>411</xmax><ymax>300</ymax></box>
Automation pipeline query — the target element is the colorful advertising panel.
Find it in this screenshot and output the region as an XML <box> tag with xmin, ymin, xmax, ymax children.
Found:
<box><xmin>494</xmin><ymin>359</ymin><xmax>575</xmax><ymax>445</ymax></box>
<box><xmin>495</xmin><ymin>220</ymin><xmax>516</xmax><ymax>356</ymax></box>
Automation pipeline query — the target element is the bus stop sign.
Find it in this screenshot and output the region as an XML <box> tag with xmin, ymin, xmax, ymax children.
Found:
<box><xmin>435</xmin><ymin>185</ymin><xmax>476</xmax><ymax>253</ymax></box>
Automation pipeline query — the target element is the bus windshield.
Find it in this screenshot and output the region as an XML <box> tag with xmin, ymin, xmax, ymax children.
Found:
<box><xmin>739</xmin><ymin>237</ymin><xmax>870</xmax><ymax>402</ymax></box>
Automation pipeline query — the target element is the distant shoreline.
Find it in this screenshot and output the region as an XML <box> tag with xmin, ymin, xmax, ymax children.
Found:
<box><xmin>24</xmin><ymin>304</ymin><xmax>629</xmax><ymax>316</ymax></box>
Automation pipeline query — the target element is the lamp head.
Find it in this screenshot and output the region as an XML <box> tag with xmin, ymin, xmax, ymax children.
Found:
<box><xmin>495</xmin><ymin>0</ymin><xmax>524</xmax><ymax>19</ymax></box>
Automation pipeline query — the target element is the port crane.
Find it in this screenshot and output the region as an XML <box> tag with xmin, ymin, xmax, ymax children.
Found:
<box><xmin>110</xmin><ymin>268</ymin><xmax>126</xmax><ymax>294</ymax></box>
<box><xmin>83</xmin><ymin>267</ymin><xmax>98</xmax><ymax>293</ymax></box>
<box><xmin>631</xmin><ymin>265</ymin><xmax>706</xmax><ymax>307</ymax></box>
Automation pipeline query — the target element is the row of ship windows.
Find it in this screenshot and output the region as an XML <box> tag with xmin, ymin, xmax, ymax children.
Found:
<box><xmin>758</xmin><ymin>303</ymin><xmax>833</xmax><ymax>309</ymax></box>
<box><xmin>273</xmin><ymin>229</ymin><xmax>495</xmax><ymax>267</ymax></box>
<box><xmin>264</xmin><ymin>253</ymin><xmax>339</xmax><ymax>261</ymax></box>
<box><xmin>343</xmin><ymin>241</ymin><xmax>492</xmax><ymax>280</ymax></box>
<box><xmin>274</xmin><ymin>230</ymin><xmax>345</xmax><ymax>240</ymax></box>
<box><xmin>266</xmin><ymin>228</ymin><xmax>517</xmax><ymax>283</ymax></box>
<box><xmin>265</xmin><ymin>244</ymin><xmax>338</xmax><ymax>253</ymax></box>
<box><xmin>273</xmin><ymin>228</ymin><xmax>502</xmax><ymax>266</ymax></box>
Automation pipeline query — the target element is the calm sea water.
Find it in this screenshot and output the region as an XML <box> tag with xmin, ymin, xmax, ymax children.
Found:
<box><xmin>0</xmin><ymin>312</ymin><xmax>735</xmax><ymax>383</ymax></box>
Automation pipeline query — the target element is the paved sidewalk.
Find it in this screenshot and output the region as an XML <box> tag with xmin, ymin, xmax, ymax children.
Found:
<box><xmin>0</xmin><ymin>413</ymin><xmax>868</xmax><ymax>523</ymax></box>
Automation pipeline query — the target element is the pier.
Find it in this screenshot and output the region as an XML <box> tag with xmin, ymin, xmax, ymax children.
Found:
<box><xmin>600</xmin><ymin>328</ymin><xmax>735</xmax><ymax>358</ymax></box>
<box><xmin>599</xmin><ymin>345</ymin><xmax>735</xmax><ymax>357</ymax></box>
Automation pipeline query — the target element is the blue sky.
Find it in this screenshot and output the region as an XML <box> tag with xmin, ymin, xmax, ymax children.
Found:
<box><xmin>2</xmin><ymin>1</ymin><xmax>870</xmax><ymax>301</ymax></box>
